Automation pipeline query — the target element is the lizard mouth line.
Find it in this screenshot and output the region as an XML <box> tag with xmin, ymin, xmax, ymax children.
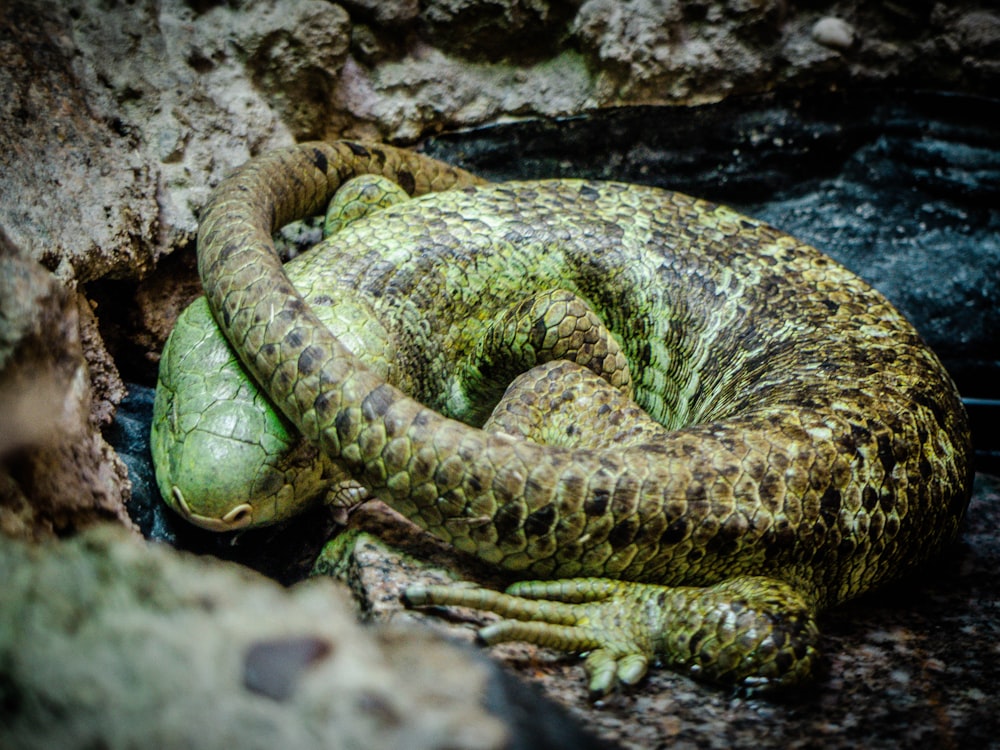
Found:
<box><xmin>171</xmin><ymin>487</ymin><xmax>253</xmax><ymax>532</ymax></box>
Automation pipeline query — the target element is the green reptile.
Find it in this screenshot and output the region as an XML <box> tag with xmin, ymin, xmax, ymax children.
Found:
<box><xmin>152</xmin><ymin>141</ymin><xmax>972</xmax><ymax>695</ymax></box>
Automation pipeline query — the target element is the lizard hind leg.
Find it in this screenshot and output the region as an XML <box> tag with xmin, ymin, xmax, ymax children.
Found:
<box><xmin>404</xmin><ymin>575</ymin><xmax>821</xmax><ymax>697</ymax></box>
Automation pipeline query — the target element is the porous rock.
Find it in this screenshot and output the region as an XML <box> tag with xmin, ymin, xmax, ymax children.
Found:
<box><xmin>419</xmin><ymin>0</ymin><xmax>575</xmax><ymax>60</ymax></box>
<box><xmin>0</xmin><ymin>3</ymin><xmax>162</xmax><ymax>283</ymax></box>
<box><xmin>0</xmin><ymin>231</ymin><xmax>131</xmax><ymax>540</ymax></box>
<box><xmin>340</xmin><ymin>0</ymin><xmax>421</xmax><ymax>27</ymax></box>
<box><xmin>0</xmin><ymin>524</ymin><xmax>510</xmax><ymax>750</ymax></box>
<box><xmin>571</xmin><ymin>0</ymin><xmax>785</xmax><ymax>102</ymax></box>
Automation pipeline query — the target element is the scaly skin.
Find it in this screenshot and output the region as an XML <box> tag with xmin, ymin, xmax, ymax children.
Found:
<box><xmin>152</xmin><ymin>177</ymin><xmax>410</xmax><ymax>529</ymax></box>
<box><xmin>162</xmin><ymin>140</ymin><xmax>972</xmax><ymax>694</ymax></box>
<box><xmin>152</xmin><ymin>176</ymin><xmax>632</xmax><ymax>528</ymax></box>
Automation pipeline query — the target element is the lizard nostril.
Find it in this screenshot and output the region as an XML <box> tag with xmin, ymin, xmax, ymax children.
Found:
<box><xmin>222</xmin><ymin>503</ymin><xmax>254</xmax><ymax>529</ymax></box>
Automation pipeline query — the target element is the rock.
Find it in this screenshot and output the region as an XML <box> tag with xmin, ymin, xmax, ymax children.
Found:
<box><xmin>812</xmin><ymin>17</ymin><xmax>856</xmax><ymax>51</ymax></box>
<box><xmin>341</xmin><ymin>0</ymin><xmax>421</xmax><ymax>27</ymax></box>
<box><xmin>0</xmin><ymin>3</ymin><xmax>163</xmax><ymax>282</ymax></box>
<box><xmin>0</xmin><ymin>230</ymin><xmax>132</xmax><ymax>539</ymax></box>
<box><xmin>572</xmin><ymin>0</ymin><xmax>785</xmax><ymax>102</ymax></box>
<box><xmin>241</xmin><ymin>1</ymin><xmax>352</xmax><ymax>139</ymax></box>
<box><xmin>419</xmin><ymin>0</ymin><xmax>575</xmax><ymax>60</ymax></box>
<box><xmin>0</xmin><ymin>525</ymin><xmax>516</xmax><ymax>750</ymax></box>
<box><xmin>953</xmin><ymin>10</ymin><xmax>1000</xmax><ymax>57</ymax></box>
<box><xmin>60</xmin><ymin>0</ymin><xmax>350</xmax><ymax>240</ymax></box>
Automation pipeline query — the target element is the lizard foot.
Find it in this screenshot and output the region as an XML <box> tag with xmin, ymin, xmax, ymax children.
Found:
<box><xmin>405</xmin><ymin>576</ymin><xmax>820</xmax><ymax>697</ymax></box>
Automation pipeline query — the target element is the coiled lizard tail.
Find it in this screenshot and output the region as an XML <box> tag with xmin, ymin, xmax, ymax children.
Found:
<box><xmin>173</xmin><ymin>141</ymin><xmax>971</xmax><ymax>693</ymax></box>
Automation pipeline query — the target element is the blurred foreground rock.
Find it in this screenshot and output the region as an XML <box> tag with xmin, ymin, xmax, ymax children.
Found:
<box><xmin>0</xmin><ymin>231</ymin><xmax>131</xmax><ymax>539</ymax></box>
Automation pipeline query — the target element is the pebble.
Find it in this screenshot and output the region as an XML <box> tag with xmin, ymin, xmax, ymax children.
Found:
<box><xmin>812</xmin><ymin>17</ymin><xmax>856</xmax><ymax>51</ymax></box>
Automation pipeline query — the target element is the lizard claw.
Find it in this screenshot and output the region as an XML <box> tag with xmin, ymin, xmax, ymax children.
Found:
<box><xmin>585</xmin><ymin>649</ymin><xmax>650</xmax><ymax>697</ymax></box>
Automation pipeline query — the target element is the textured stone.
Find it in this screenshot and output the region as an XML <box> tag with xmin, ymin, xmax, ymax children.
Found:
<box><xmin>953</xmin><ymin>10</ymin><xmax>1000</xmax><ymax>56</ymax></box>
<box><xmin>0</xmin><ymin>525</ymin><xmax>512</xmax><ymax>750</ymax></box>
<box><xmin>60</xmin><ymin>0</ymin><xmax>350</xmax><ymax>241</ymax></box>
<box><xmin>420</xmin><ymin>0</ymin><xmax>574</xmax><ymax>60</ymax></box>
<box><xmin>0</xmin><ymin>231</ymin><xmax>131</xmax><ymax>539</ymax></box>
<box><xmin>0</xmin><ymin>3</ymin><xmax>162</xmax><ymax>282</ymax></box>
<box><xmin>242</xmin><ymin>1</ymin><xmax>352</xmax><ymax>139</ymax></box>
<box><xmin>572</xmin><ymin>0</ymin><xmax>784</xmax><ymax>101</ymax></box>
<box><xmin>341</xmin><ymin>0</ymin><xmax>421</xmax><ymax>26</ymax></box>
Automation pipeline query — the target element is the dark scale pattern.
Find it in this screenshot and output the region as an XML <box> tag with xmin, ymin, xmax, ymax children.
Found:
<box><xmin>188</xmin><ymin>141</ymin><xmax>973</xmax><ymax>692</ymax></box>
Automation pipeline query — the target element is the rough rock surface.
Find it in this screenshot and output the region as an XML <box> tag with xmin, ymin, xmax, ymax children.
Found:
<box><xmin>0</xmin><ymin>525</ymin><xmax>515</xmax><ymax>750</ymax></box>
<box><xmin>0</xmin><ymin>5</ymin><xmax>162</xmax><ymax>283</ymax></box>
<box><xmin>0</xmin><ymin>230</ymin><xmax>131</xmax><ymax>540</ymax></box>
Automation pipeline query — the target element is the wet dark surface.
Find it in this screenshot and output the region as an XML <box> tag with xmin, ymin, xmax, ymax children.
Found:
<box><xmin>109</xmin><ymin>90</ymin><xmax>999</xmax><ymax>749</ymax></box>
